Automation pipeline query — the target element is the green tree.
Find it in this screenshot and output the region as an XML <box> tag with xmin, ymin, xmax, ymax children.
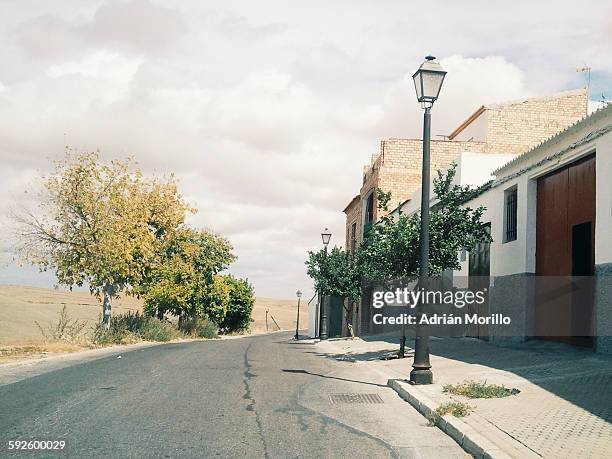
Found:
<box><xmin>360</xmin><ymin>163</ymin><xmax>491</xmax><ymax>280</ymax></box>
<box><xmin>306</xmin><ymin>247</ymin><xmax>361</xmax><ymax>301</ymax></box>
<box><xmin>219</xmin><ymin>275</ymin><xmax>255</xmax><ymax>333</ymax></box>
<box><xmin>16</xmin><ymin>150</ymin><xmax>190</xmax><ymax>329</ymax></box>
<box><xmin>140</xmin><ymin>227</ymin><xmax>236</xmax><ymax>322</ymax></box>
<box><xmin>205</xmin><ymin>275</ymin><xmax>231</xmax><ymax>325</ymax></box>
<box><xmin>306</xmin><ymin>246</ymin><xmax>361</xmax><ymax>335</ymax></box>
<box><xmin>359</xmin><ymin>163</ymin><xmax>491</xmax><ymax>356</ymax></box>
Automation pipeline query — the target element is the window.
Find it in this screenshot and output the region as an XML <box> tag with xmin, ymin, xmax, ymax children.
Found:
<box><xmin>365</xmin><ymin>193</ymin><xmax>374</xmax><ymax>224</ymax></box>
<box><xmin>363</xmin><ymin>191</ymin><xmax>375</xmax><ymax>236</ymax></box>
<box><xmin>350</xmin><ymin>222</ymin><xmax>357</xmax><ymax>253</ymax></box>
<box><xmin>504</xmin><ymin>186</ymin><xmax>517</xmax><ymax>243</ymax></box>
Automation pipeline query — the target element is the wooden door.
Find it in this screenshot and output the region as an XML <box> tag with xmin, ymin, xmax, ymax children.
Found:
<box><xmin>536</xmin><ymin>154</ymin><xmax>595</xmax><ymax>347</ymax></box>
<box><xmin>468</xmin><ymin>224</ymin><xmax>491</xmax><ymax>340</ymax></box>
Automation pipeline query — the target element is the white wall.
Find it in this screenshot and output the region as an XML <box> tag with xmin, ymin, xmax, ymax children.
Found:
<box><xmin>453</xmin><ymin>112</ymin><xmax>487</xmax><ymax>141</ymax></box>
<box><xmin>457</xmin><ymin>153</ymin><xmax>515</xmax><ymax>187</ymax></box>
<box><xmin>307</xmin><ymin>298</ymin><xmax>318</xmax><ymax>338</ymax></box>
<box><xmin>461</xmin><ymin>115</ymin><xmax>612</xmax><ymax>278</ymax></box>
<box><xmin>596</xmin><ymin>130</ymin><xmax>612</xmax><ymax>265</ymax></box>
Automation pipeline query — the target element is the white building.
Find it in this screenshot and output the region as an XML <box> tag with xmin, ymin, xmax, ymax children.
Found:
<box><xmin>398</xmin><ymin>104</ymin><xmax>612</xmax><ymax>353</ymax></box>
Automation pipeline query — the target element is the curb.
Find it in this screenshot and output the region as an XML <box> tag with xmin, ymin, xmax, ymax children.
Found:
<box><xmin>388</xmin><ymin>379</ymin><xmax>541</xmax><ymax>459</ymax></box>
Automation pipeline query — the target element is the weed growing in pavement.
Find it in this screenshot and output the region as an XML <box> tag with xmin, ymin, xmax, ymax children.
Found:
<box><xmin>443</xmin><ymin>380</ymin><xmax>520</xmax><ymax>399</ymax></box>
<box><xmin>428</xmin><ymin>401</ymin><xmax>471</xmax><ymax>426</ymax></box>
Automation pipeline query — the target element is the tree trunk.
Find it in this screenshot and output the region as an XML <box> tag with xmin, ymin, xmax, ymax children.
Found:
<box><xmin>102</xmin><ymin>283</ymin><xmax>113</xmax><ymax>330</ymax></box>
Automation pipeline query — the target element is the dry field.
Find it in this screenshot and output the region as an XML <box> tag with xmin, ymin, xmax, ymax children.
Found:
<box><xmin>0</xmin><ymin>284</ymin><xmax>305</xmax><ymax>352</ymax></box>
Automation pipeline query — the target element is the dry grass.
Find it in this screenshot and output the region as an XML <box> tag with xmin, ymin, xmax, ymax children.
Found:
<box><xmin>249</xmin><ymin>297</ymin><xmax>308</xmax><ymax>334</ymax></box>
<box><xmin>0</xmin><ymin>342</ymin><xmax>87</xmax><ymax>364</ymax></box>
<box><xmin>0</xmin><ymin>285</ymin><xmax>306</xmax><ymax>361</ymax></box>
<box><xmin>0</xmin><ymin>284</ymin><xmax>143</xmax><ymax>346</ymax></box>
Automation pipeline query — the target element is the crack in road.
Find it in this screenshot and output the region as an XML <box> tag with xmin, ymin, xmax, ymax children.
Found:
<box><xmin>242</xmin><ymin>342</ymin><xmax>270</xmax><ymax>459</ymax></box>
<box><xmin>274</xmin><ymin>381</ymin><xmax>400</xmax><ymax>458</ymax></box>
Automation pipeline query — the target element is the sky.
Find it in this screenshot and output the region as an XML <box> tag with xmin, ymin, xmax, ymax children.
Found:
<box><xmin>0</xmin><ymin>0</ymin><xmax>611</xmax><ymax>298</ymax></box>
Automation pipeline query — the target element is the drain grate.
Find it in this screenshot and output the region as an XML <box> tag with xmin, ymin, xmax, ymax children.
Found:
<box><xmin>329</xmin><ymin>393</ymin><xmax>384</xmax><ymax>404</ymax></box>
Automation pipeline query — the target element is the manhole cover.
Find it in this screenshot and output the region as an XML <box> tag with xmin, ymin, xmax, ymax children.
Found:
<box><xmin>329</xmin><ymin>393</ymin><xmax>384</xmax><ymax>404</ymax></box>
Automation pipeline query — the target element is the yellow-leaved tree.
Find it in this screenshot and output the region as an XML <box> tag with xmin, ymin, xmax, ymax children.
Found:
<box><xmin>15</xmin><ymin>150</ymin><xmax>192</xmax><ymax>329</ymax></box>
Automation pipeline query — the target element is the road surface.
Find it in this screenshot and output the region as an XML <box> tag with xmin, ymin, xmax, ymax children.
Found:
<box><xmin>1</xmin><ymin>332</ymin><xmax>465</xmax><ymax>458</ymax></box>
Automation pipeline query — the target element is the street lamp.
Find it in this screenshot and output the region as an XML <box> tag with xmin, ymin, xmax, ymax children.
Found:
<box><xmin>294</xmin><ymin>290</ymin><xmax>303</xmax><ymax>340</ymax></box>
<box><xmin>410</xmin><ymin>55</ymin><xmax>446</xmax><ymax>385</ymax></box>
<box><xmin>321</xmin><ymin>228</ymin><xmax>332</xmax><ymax>247</ymax></box>
<box><xmin>319</xmin><ymin>228</ymin><xmax>331</xmax><ymax>340</ymax></box>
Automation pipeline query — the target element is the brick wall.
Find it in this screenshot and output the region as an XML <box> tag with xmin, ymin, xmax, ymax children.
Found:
<box><xmin>485</xmin><ymin>89</ymin><xmax>588</xmax><ymax>154</ymax></box>
<box><xmin>361</xmin><ymin>138</ymin><xmax>487</xmax><ymax>218</ymax></box>
<box><xmin>344</xmin><ymin>197</ymin><xmax>361</xmax><ymax>251</ymax></box>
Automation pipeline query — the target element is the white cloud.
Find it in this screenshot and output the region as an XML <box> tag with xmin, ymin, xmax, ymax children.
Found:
<box><xmin>46</xmin><ymin>50</ymin><xmax>143</xmax><ymax>83</ymax></box>
<box><xmin>0</xmin><ymin>0</ymin><xmax>611</xmax><ymax>298</ymax></box>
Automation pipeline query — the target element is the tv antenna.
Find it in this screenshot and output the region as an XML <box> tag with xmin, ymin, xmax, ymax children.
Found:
<box><xmin>576</xmin><ymin>66</ymin><xmax>591</xmax><ymax>91</ymax></box>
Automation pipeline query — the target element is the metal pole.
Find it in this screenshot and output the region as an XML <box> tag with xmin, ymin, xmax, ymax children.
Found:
<box><xmin>294</xmin><ymin>296</ymin><xmax>301</xmax><ymax>340</ymax></box>
<box><xmin>319</xmin><ymin>246</ymin><xmax>329</xmax><ymax>340</ymax></box>
<box><xmin>410</xmin><ymin>106</ymin><xmax>433</xmax><ymax>384</ymax></box>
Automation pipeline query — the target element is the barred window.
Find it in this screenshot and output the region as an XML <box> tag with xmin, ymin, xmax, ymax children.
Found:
<box><xmin>504</xmin><ymin>187</ymin><xmax>517</xmax><ymax>243</ymax></box>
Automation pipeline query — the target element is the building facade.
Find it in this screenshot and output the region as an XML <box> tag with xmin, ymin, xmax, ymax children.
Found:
<box><xmin>453</xmin><ymin>104</ymin><xmax>612</xmax><ymax>353</ymax></box>
<box><xmin>343</xmin><ymin>89</ymin><xmax>589</xmax><ymax>337</ymax></box>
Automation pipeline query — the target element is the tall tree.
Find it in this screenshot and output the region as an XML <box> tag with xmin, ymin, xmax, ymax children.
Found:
<box><xmin>16</xmin><ymin>150</ymin><xmax>190</xmax><ymax>328</ymax></box>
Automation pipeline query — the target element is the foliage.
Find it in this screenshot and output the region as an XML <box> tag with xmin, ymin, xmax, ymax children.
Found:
<box><xmin>360</xmin><ymin>163</ymin><xmax>492</xmax><ymax>280</ymax></box>
<box><xmin>139</xmin><ymin>227</ymin><xmax>235</xmax><ymax>321</ymax></box>
<box><xmin>428</xmin><ymin>401</ymin><xmax>472</xmax><ymax>425</ymax></box>
<box><xmin>219</xmin><ymin>275</ymin><xmax>255</xmax><ymax>333</ymax></box>
<box><xmin>443</xmin><ymin>380</ymin><xmax>520</xmax><ymax>398</ymax></box>
<box><xmin>16</xmin><ymin>150</ymin><xmax>192</xmax><ymax>325</ymax></box>
<box><xmin>205</xmin><ymin>275</ymin><xmax>231</xmax><ymax>325</ymax></box>
<box><xmin>35</xmin><ymin>305</ymin><xmax>88</xmax><ymax>344</ymax></box>
<box><xmin>305</xmin><ymin>246</ymin><xmax>361</xmax><ymax>301</ymax></box>
<box><xmin>92</xmin><ymin>311</ymin><xmax>181</xmax><ymax>344</ymax></box>
<box><xmin>180</xmin><ymin>317</ymin><xmax>218</xmax><ymax>338</ymax></box>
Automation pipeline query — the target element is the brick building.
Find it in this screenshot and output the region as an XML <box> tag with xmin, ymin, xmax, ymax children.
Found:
<box><xmin>341</xmin><ymin>88</ymin><xmax>588</xmax><ymax>337</ymax></box>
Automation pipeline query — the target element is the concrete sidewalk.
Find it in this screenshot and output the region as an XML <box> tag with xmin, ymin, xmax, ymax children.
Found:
<box><xmin>315</xmin><ymin>334</ymin><xmax>612</xmax><ymax>458</ymax></box>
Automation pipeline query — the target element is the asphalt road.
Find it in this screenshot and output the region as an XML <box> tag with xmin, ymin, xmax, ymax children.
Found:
<box><xmin>0</xmin><ymin>332</ymin><xmax>465</xmax><ymax>458</ymax></box>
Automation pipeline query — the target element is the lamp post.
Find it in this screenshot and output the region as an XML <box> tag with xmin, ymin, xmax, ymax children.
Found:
<box><xmin>410</xmin><ymin>56</ymin><xmax>446</xmax><ymax>385</ymax></box>
<box><xmin>319</xmin><ymin>228</ymin><xmax>332</xmax><ymax>340</ymax></box>
<box><xmin>294</xmin><ymin>290</ymin><xmax>303</xmax><ymax>340</ymax></box>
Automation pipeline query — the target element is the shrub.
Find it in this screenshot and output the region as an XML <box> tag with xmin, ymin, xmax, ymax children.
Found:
<box><xmin>36</xmin><ymin>305</ymin><xmax>88</xmax><ymax>344</ymax></box>
<box><xmin>140</xmin><ymin>320</ymin><xmax>177</xmax><ymax>342</ymax></box>
<box><xmin>93</xmin><ymin>311</ymin><xmax>181</xmax><ymax>344</ymax></box>
<box><xmin>179</xmin><ymin>317</ymin><xmax>218</xmax><ymax>338</ymax></box>
<box><xmin>219</xmin><ymin>275</ymin><xmax>255</xmax><ymax>333</ymax></box>
<box><xmin>443</xmin><ymin>380</ymin><xmax>520</xmax><ymax>399</ymax></box>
